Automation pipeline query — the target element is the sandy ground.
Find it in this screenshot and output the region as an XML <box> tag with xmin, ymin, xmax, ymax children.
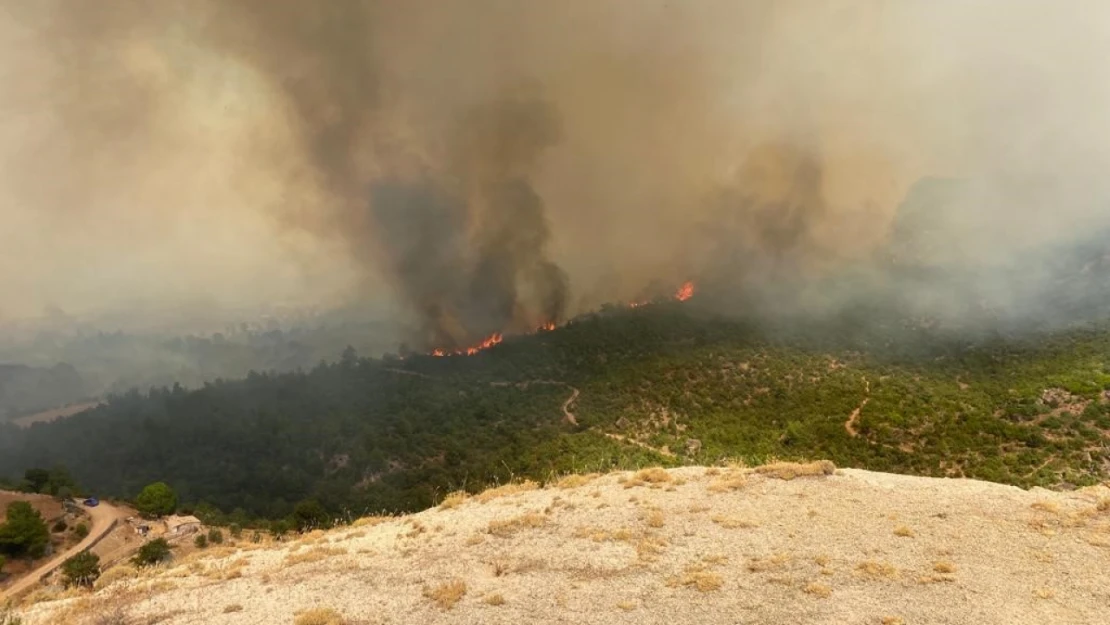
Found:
<box><xmin>0</xmin><ymin>499</ymin><xmax>129</xmax><ymax>603</ymax></box>
<box><xmin>0</xmin><ymin>491</ymin><xmax>63</xmax><ymax>524</ymax></box>
<box><xmin>15</xmin><ymin>465</ymin><xmax>1110</xmax><ymax>625</ymax></box>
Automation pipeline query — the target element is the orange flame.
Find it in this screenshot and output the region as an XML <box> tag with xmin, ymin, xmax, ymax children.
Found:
<box><xmin>428</xmin><ymin>280</ymin><xmax>696</xmax><ymax>357</ymax></box>
<box><xmin>674</xmin><ymin>281</ymin><xmax>695</xmax><ymax>301</ymax></box>
<box><xmin>431</xmin><ymin>332</ymin><xmax>503</xmax><ymax>357</ymax></box>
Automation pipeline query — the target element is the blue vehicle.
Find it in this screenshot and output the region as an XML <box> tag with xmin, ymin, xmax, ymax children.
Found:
<box><xmin>83</xmin><ymin>497</ymin><xmax>99</xmax><ymax>507</ymax></box>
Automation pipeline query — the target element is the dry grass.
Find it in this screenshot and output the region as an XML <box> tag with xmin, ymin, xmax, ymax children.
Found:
<box><xmin>483</xmin><ymin>593</ymin><xmax>506</xmax><ymax>606</ymax></box>
<box><xmin>223</xmin><ymin>604</ymin><xmax>244</xmax><ymax>613</ymax></box>
<box><xmin>1097</xmin><ymin>498</ymin><xmax>1110</xmax><ymax>513</ymax></box>
<box><xmin>893</xmin><ymin>525</ymin><xmax>915</xmax><ymax>538</ymax></box>
<box><xmin>94</xmin><ymin>565</ymin><xmax>140</xmax><ymax>590</ymax></box>
<box><xmin>707</xmin><ymin>471</ymin><xmax>748</xmax><ymax>493</ymax></box>
<box><xmin>1031</xmin><ymin>501</ymin><xmax>1060</xmax><ymax>514</ymax></box>
<box><xmin>755</xmin><ymin>460</ymin><xmax>836</xmax><ymax>480</ymax></box>
<box><xmin>1033</xmin><ymin>587</ymin><xmax>1056</xmax><ymax>600</ymax></box>
<box><xmin>856</xmin><ymin>560</ymin><xmax>898</xmax><ymax>579</ymax></box>
<box><xmin>424</xmin><ymin>580</ymin><xmax>468</xmax><ymax>610</ymax></box>
<box><xmin>284</xmin><ymin>546</ymin><xmax>347</xmax><ymax>566</ymax></box>
<box><xmin>439</xmin><ymin>491</ymin><xmax>469</xmax><ymax>509</ymax></box>
<box><xmin>881</xmin><ymin>618</ymin><xmax>906</xmax><ymax>625</ymax></box>
<box><xmin>475</xmin><ymin>480</ymin><xmax>539</xmax><ymax>503</ymax></box>
<box><xmin>351</xmin><ymin>515</ymin><xmax>391</xmax><ymax>528</ymax></box>
<box><xmin>747</xmin><ymin>553</ymin><xmax>790</xmax><ymax>572</ymax></box>
<box><xmin>465</xmin><ymin>534</ymin><xmax>486</xmax><ymax>546</ymax></box>
<box><xmin>556</xmin><ymin>473</ymin><xmax>600</xmax><ymax>489</ymax></box>
<box><xmin>644</xmin><ymin>510</ymin><xmax>666</xmax><ymax>528</ymax></box>
<box><xmin>803</xmin><ymin>582</ymin><xmax>832</xmax><ymax>598</ymax></box>
<box><xmin>623</xmin><ymin>467</ymin><xmax>674</xmax><ymax>489</ymax></box>
<box><xmin>617</xmin><ymin>600</ymin><xmax>637</xmax><ymax>611</ymax></box>
<box><xmin>933</xmin><ymin>561</ymin><xmax>956</xmax><ymax>574</ymax></box>
<box><xmin>294</xmin><ymin>607</ymin><xmax>346</xmax><ymax>625</ymax></box>
<box><xmin>711</xmin><ymin>515</ymin><xmax>758</xmax><ymax>529</ymax></box>
<box><xmin>487</xmin><ymin>512</ymin><xmax>547</xmax><ymax>537</ymax></box>
<box><xmin>668</xmin><ymin>566</ymin><xmax>724</xmax><ymax>592</ymax></box>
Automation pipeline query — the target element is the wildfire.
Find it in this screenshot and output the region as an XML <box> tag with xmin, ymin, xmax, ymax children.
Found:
<box><xmin>427</xmin><ymin>281</ymin><xmax>696</xmax><ymax>357</ymax></box>
<box><xmin>431</xmin><ymin>332</ymin><xmax>503</xmax><ymax>357</ymax></box>
<box><xmin>674</xmin><ymin>281</ymin><xmax>695</xmax><ymax>301</ymax></box>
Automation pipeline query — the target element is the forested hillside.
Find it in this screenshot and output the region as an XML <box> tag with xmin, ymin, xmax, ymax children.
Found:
<box><xmin>3</xmin><ymin>302</ymin><xmax>1110</xmax><ymax>523</ymax></box>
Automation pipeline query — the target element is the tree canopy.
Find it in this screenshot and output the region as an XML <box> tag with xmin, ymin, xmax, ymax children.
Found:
<box><xmin>61</xmin><ymin>551</ymin><xmax>100</xmax><ymax>587</ymax></box>
<box><xmin>135</xmin><ymin>482</ymin><xmax>178</xmax><ymax>518</ymax></box>
<box><xmin>0</xmin><ymin>501</ymin><xmax>50</xmax><ymax>559</ymax></box>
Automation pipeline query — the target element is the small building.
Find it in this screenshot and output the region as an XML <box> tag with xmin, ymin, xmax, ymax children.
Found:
<box><xmin>164</xmin><ymin>515</ymin><xmax>202</xmax><ymax>536</ymax></box>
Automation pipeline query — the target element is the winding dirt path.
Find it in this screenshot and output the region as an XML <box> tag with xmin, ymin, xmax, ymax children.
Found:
<box><xmin>561</xmin><ymin>386</ymin><xmax>579</xmax><ymax>426</ymax></box>
<box><xmin>0</xmin><ymin>500</ymin><xmax>128</xmax><ymax>602</ymax></box>
<box><xmin>844</xmin><ymin>378</ymin><xmax>871</xmax><ymax>438</ymax></box>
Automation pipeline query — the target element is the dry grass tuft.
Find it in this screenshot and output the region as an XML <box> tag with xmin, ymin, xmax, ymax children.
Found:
<box><xmin>747</xmin><ymin>553</ymin><xmax>790</xmax><ymax>572</ymax></box>
<box><xmin>803</xmin><ymin>582</ymin><xmax>832</xmax><ymax>598</ymax></box>
<box><xmin>1033</xmin><ymin>587</ymin><xmax>1056</xmax><ymax>600</ymax></box>
<box><xmin>424</xmin><ymin>580</ymin><xmax>468</xmax><ymax>610</ymax></box>
<box><xmin>707</xmin><ymin>471</ymin><xmax>748</xmax><ymax>493</ymax></box>
<box><xmin>223</xmin><ymin>604</ymin><xmax>244</xmax><ymax>613</ymax></box>
<box><xmin>94</xmin><ymin>564</ymin><xmax>140</xmax><ymax>590</ymax></box>
<box><xmin>556</xmin><ymin>473</ymin><xmax>600</xmax><ymax>489</ymax></box>
<box><xmin>284</xmin><ymin>546</ymin><xmax>347</xmax><ymax>566</ymax></box>
<box><xmin>439</xmin><ymin>491</ymin><xmax>469</xmax><ymax>509</ymax></box>
<box><xmin>617</xmin><ymin>600</ymin><xmax>637</xmax><ymax>611</ymax></box>
<box><xmin>856</xmin><ymin>560</ymin><xmax>898</xmax><ymax>579</ymax></box>
<box><xmin>1031</xmin><ymin>501</ymin><xmax>1060</xmax><ymax>514</ymax></box>
<box><xmin>636</xmin><ymin>467</ymin><xmax>673</xmax><ymax>483</ymax></box>
<box><xmin>755</xmin><ymin>460</ymin><xmax>836</xmax><ymax>480</ymax></box>
<box><xmin>351</xmin><ymin>515</ymin><xmax>391</xmax><ymax>528</ymax></box>
<box><xmin>487</xmin><ymin>512</ymin><xmax>547</xmax><ymax>537</ymax></box>
<box><xmin>475</xmin><ymin>480</ymin><xmax>539</xmax><ymax>503</ymax></box>
<box><xmin>668</xmin><ymin>567</ymin><xmax>724</xmax><ymax>592</ymax></box>
<box><xmin>1097</xmin><ymin>498</ymin><xmax>1110</xmax><ymax>513</ymax></box>
<box><xmin>483</xmin><ymin>593</ymin><xmax>506</xmax><ymax>606</ymax></box>
<box><xmin>294</xmin><ymin>607</ymin><xmax>346</xmax><ymax>625</ymax></box>
<box><xmin>933</xmin><ymin>561</ymin><xmax>956</xmax><ymax>574</ymax></box>
<box><xmin>711</xmin><ymin>515</ymin><xmax>758</xmax><ymax>529</ymax></box>
<box><xmin>893</xmin><ymin>525</ymin><xmax>915</xmax><ymax>538</ymax></box>
<box><xmin>644</xmin><ymin>510</ymin><xmax>666</xmax><ymax>528</ymax></box>
<box><xmin>881</xmin><ymin>617</ymin><xmax>906</xmax><ymax>625</ymax></box>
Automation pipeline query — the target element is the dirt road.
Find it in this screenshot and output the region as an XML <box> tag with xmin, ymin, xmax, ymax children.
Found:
<box><xmin>0</xmin><ymin>500</ymin><xmax>128</xmax><ymax>602</ymax></box>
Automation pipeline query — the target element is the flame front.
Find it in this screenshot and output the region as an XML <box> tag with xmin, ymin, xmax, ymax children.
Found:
<box><xmin>427</xmin><ymin>281</ymin><xmax>696</xmax><ymax>357</ymax></box>
<box><xmin>674</xmin><ymin>281</ymin><xmax>695</xmax><ymax>301</ymax></box>
<box><xmin>432</xmin><ymin>332</ymin><xmax>503</xmax><ymax>357</ymax></box>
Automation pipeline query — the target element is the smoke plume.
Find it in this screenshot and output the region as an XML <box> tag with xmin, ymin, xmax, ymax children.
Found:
<box><xmin>3</xmin><ymin>1</ymin><xmax>1110</xmax><ymax>344</ymax></box>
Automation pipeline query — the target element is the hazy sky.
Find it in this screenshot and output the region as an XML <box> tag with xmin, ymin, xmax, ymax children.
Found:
<box><xmin>2</xmin><ymin>1</ymin><xmax>1108</xmax><ymax>337</ymax></box>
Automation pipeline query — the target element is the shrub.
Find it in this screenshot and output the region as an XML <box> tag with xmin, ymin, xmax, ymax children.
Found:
<box><xmin>74</xmin><ymin>523</ymin><xmax>89</xmax><ymax>539</ymax></box>
<box><xmin>207</xmin><ymin>528</ymin><xmax>224</xmax><ymax>545</ymax></box>
<box><xmin>61</xmin><ymin>551</ymin><xmax>100</xmax><ymax>587</ymax></box>
<box><xmin>52</xmin><ymin>520</ymin><xmax>67</xmax><ymax>533</ymax></box>
<box><xmin>229</xmin><ymin>524</ymin><xmax>243</xmax><ymax>539</ymax></box>
<box><xmin>133</xmin><ymin>538</ymin><xmax>171</xmax><ymax>567</ymax></box>
<box><xmin>194</xmin><ymin>534</ymin><xmax>208</xmax><ymax>549</ymax></box>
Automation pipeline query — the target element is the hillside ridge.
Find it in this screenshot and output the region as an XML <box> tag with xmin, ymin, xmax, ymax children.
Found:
<box><xmin>14</xmin><ymin>463</ymin><xmax>1110</xmax><ymax>625</ymax></box>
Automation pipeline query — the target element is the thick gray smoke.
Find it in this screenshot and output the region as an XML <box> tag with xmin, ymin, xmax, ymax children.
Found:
<box><xmin>2</xmin><ymin>1</ymin><xmax>1110</xmax><ymax>345</ymax></box>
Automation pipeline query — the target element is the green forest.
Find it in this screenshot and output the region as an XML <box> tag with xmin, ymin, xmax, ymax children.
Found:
<box><xmin>3</xmin><ymin>302</ymin><xmax>1110</xmax><ymax>524</ymax></box>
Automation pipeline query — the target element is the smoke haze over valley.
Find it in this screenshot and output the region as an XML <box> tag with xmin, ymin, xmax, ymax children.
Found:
<box><xmin>2</xmin><ymin>0</ymin><xmax>1110</xmax><ymax>348</ymax></box>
